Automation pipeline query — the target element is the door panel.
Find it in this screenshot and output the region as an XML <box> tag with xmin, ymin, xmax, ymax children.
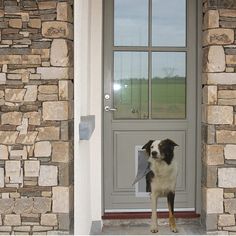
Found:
<box><xmin>103</xmin><ymin>0</ymin><xmax>197</xmax><ymax>211</ymax></box>
<box><xmin>114</xmin><ymin>51</ymin><xmax>149</xmax><ymax>119</ymax></box>
<box><xmin>152</xmin><ymin>0</ymin><xmax>186</xmax><ymax>47</ymax></box>
<box><xmin>114</xmin><ymin>0</ymin><xmax>148</xmax><ymax>46</ymax></box>
<box><xmin>151</xmin><ymin>52</ymin><xmax>186</xmax><ymax>119</ymax></box>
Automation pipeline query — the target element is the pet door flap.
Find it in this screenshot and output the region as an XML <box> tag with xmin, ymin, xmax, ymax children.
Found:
<box><xmin>133</xmin><ymin>150</ymin><xmax>150</xmax><ymax>185</ymax></box>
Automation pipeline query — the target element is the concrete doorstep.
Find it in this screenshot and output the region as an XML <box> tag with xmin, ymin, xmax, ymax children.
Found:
<box><xmin>91</xmin><ymin>218</ymin><xmax>206</xmax><ymax>235</ymax></box>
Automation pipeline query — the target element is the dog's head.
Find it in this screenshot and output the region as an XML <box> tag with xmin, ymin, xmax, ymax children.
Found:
<box><xmin>142</xmin><ymin>139</ymin><xmax>178</xmax><ymax>165</ymax></box>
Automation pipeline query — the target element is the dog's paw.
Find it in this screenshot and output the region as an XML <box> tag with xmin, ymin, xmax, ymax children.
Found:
<box><xmin>171</xmin><ymin>227</ymin><xmax>178</xmax><ymax>233</ymax></box>
<box><xmin>150</xmin><ymin>226</ymin><xmax>158</xmax><ymax>233</ymax></box>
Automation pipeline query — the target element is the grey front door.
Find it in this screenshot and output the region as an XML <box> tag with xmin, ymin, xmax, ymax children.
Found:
<box><xmin>103</xmin><ymin>0</ymin><xmax>197</xmax><ymax>212</ymax></box>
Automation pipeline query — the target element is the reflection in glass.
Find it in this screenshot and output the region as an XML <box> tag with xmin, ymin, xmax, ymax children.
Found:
<box><xmin>152</xmin><ymin>0</ymin><xmax>186</xmax><ymax>47</ymax></box>
<box><xmin>152</xmin><ymin>52</ymin><xmax>186</xmax><ymax>119</ymax></box>
<box><xmin>114</xmin><ymin>52</ymin><xmax>148</xmax><ymax>119</ymax></box>
<box><xmin>114</xmin><ymin>0</ymin><xmax>148</xmax><ymax>46</ymax></box>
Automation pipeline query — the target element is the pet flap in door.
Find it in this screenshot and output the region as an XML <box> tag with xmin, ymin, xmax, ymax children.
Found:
<box><xmin>133</xmin><ymin>149</ymin><xmax>151</xmax><ymax>185</ymax></box>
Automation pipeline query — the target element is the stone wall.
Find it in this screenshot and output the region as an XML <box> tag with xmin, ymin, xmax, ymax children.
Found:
<box><xmin>202</xmin><ymin>0</ymin><xmax>236</xmax><ymax>233</ymax></box>
<box><xmin>0</xmin><ymin>0</ymin><xmax>74</xmax><ymax>235</ymax></box>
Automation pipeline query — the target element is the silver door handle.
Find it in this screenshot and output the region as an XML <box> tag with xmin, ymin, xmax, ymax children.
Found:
<box><xmin>104</xmin><ymin>106</ymin><xmax>117</xmax><ymax>112</ymax></box>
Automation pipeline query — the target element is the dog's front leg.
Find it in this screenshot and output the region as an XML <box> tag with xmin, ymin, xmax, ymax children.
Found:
<box><xmin>150</xmin><ymin>192</ymin><xmax>158</xmax><ymax>233</ymax></box>
<box><xmin>167</xmin><ymin>192</ymin><xmax>177</xmax><ymax>233</ymax></box>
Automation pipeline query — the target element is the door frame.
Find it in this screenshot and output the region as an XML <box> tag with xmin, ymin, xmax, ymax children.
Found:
<box><xmin>102</xmin><ymin>0</ymin><xmax>202</xmax><ymax>214</ymax></box>
<box><xmin>74</xmin><ymin>1</ymin><xmax>202</xmax><ymax>233</ymax></box>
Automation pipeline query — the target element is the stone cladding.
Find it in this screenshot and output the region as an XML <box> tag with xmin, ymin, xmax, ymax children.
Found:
<box><xmin>202</xmin><ymin>0</ymin><xmax>236</xmax><ymax>233</ymax></box>
<box><xmin>0</xmin><ymin>0</ymin><xmax>74</xmax><ymax>234</ymax></box>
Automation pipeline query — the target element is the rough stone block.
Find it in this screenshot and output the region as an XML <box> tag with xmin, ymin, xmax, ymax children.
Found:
<box><xmin>206</xmin><ymin>188</ymin><xmax>223</xmax><ymax>213</ymax></box>
<box><xmin>57</xmin><ymin>2</ymin><xmax>73</xmax><ymax>22</ymax></box>
<box><xmin>203</xmin><ymin>46</ymin><xmax>225</xmax><ymax>72</ymax></box>
<box><xmin>226</xmin><ymin>55</ymin><xmax>236</xmax><ymax>65</ymax></box>
<box><xmin>0</xmin><ymin>145</ymin><xmax>8</xmax><ymax>160</ymax></box>
<box><xmin>14</xmin><ymin>198</ymin><xmax>33</xmax><ymax>214</ymax></box>
<box><xmin>16</xmin><ymin>132</ymin><xmax>38</xmax><ymax>145</ymax></box>
<box><xmin>218</xmin><ymin>98</ymin><xmax>236</xmax><ymax>105</ymax></box>
<box><xmin>38</xmin><ymin>1</ymin><xmax>56</xmax><ymax>9</ymax></box>
<box><xmin>32</xmin><ymin>197</ymin><xmax>51</xmax><ymax>214</ymax></box>
<box><xmin>22</xmin><ymin>55</ymin><xmax>41</xmax><ymax>65</ymax></box>
<box><xmin>38</xmin><ymin>166</ymin><xmax>58</xmax><ymax>186</ymax></box>
<box><xmin>205</xmin><ymin>145</ymin><xmax>224</xmax><ymax>165</ymax></box>
<box><xmin>206</xmin><ymin>214</ymin><xmax>217</xmax><ymax>231</ymax></box>
<box><xmin>52</xmin><ymin>187</ymin><xmax>69</xmax><ymax>213</ymax></box>
<box><xmin>13</xmin><ymin>226</ymin><xmax>31</xmax><ymax>232</ymax></box>
<box><xmin>203</xmin><ymin>86</ymin><xmax>217</xmax><ymax>105</ymax></box>
<box><xmin>41</xmin><ymin>214</ymin><xmax>57</xmax><ymax>226</ymax></box>
<box><xmin>0</xmin><ymin>73</ymin><xmax>6</xmax><ymax>84</ymax></box>
<box><xmin>1</xmin><ymin>112</ymin><xmax>22</xmax><ymax>125</ymax></box>
<box><xmin>42</xmin><ymin>22</ymin><xmax>73</xmax><ymax>40</ymax></box>
<box><xmin>28</xmin><ymin>19</ymin><xmax>41</xmax><ymax>29</ymax></box>
<box><xmin>52</xmin><ymin>142</ymin><xmax>69</xmax><ymax>163</ymax></box>
<box><xmin>203</xmin><ymin>73</ymin><xmax>236</xmax><ymax>85</ymax></box>
<box><xmin>224</xmin><ymin>192</ymin><xmax>234</xmax><ymax>199</ymax></box>
<box><xmin>207</xmin><ymin>106</ymin><xmax>233</xmax><ymax>124</ymax></box>
<box><xmin>30</xmin><ymin>74</ymin><xmax>41</xmax><ymax>80</ymax></box>
<box><xmin>4</xmin><ymin>215</ymin><xmax>21</xmax><ymax>226</ymax></box>
<box><xmin>202</xmin><ymin>164</ymin><xmax>217</xmax><ymax>187</ymax></box>
<box><xmin>223</xmin><ymin>226</ymin><xmax>236</xmax><ymax>232</ymax></box>
<box><xmin>24</xmin><ymin>161</ymin><xmax>40</xmax><ymax>177</ymax></box>
<box><xmin>203</xmin><ymin>10</ymin><xmax>219</xmax><ymax>29</ymax></box>
<box><xmin>24</xmin><ymin>85</ymin><xmax>37</xmax><ymax>102</ymax></box>
<box><xmin>32</xmin><ymin>226</ymin><xmax>53</xmax><ymax>232</ymax></box>
<box><xmin>5</xmin><ymin>161</ymin><xmax>21</xmax><ymax>179</ymax></box>
<box><xmin>38</xmin><ymin>85</ymin><xmax>58</xmax><ymax>94</ymax></box>
<box><xmin>224</xmin><ymin>198</ymin><xmax>236</xmax><ymax>214</ymax></box>
<box><xmin>37</xmin><ymin>67</ymin><xmax>71</xmax><ymax>80</ymax></box>
<box><xmin>58</xmin><ymin>213</ymin><xmax>70</xmax><ymax>230</ymax></box>
<box><xmin>0</xmin><ymin>168</ymin><xmax>4</xmax><ymax>188</ymax></box>
<box><xmin>36</xmin><ymin>127</ymin><xmax>60</xmax><ymax>141</ymax></box>
<box><xmin>0</xmin><ymin>131</ymin><xmax>18</xmax><ymax>145</ymax></box>
<box><xmin>218</xmin><ymin>214</ymin><xmax>235</xmax><ymax>226</ymax></box>
<box><xmin>58</xmin><ymin>163</ymin><xmax>71</xmax><ymax>186</ymax></box>
<box><xmin>43</xmin><ymin>101</ymin><xmax>69</xmax><ymax>121</ymax></box>
<box><xmin>219</xmin><ymin>168</ymin><xmax>236</xmax><ymax>188</ymax></box>
<box><xmin>5</xmin><ymin>89</ymin><xmax>26</xmax><ymax>102</ymax></box>
<box><xmin>0</xmin><ymin>226</ymin><xmax>12</xmax><ymax>232</ymax></box>
<box><xmin>218</xmin><ymin>90</ymin><xmax>236</xmax><ymax>99</ymax></box>
<box><xmin>203</xmin><ymin>29</ymin><xmax>234</xmax><ymax>46</ymax></box>
<box><xmin>59</xmin><ymin>80</ymin><xmax>73</xmax><ymax>100</ymax></box>
<box><xmin>0</xmin><ymin>55</ymin><xmax>22</xmax><ymax>65</ymax></box>
<box><xmin>34</xmin><ymin>141</ymin><xmax>51</xmax><ymax>157</ymax></box>
<box><xmin>32</xmin><ymin>49</ymin><xmax>50</xmax><ymax>60</ymax></box>
<box><xmin>0</xmin><ymin>199</ymin><xmax>14</xmax><ymax>214</ymax></box>
<box><xmin>38</xmin><ymin>94</ymin><xmax>58</xmax><ymax>101</ymax></box>
<box><xmin>225</xmin><ymin>145</ymin><xmax>236</xmax><ymax>160</ymax></box>
<box><xmin>216</xmin><ymin>130</ymin><xmax>236</xmax><ymax>144</ymax></box>
<box><xmin>219</xmin><ymin>9</ymin><xmax>236</xmax><ymax>17</ymax></box>
<box><xmin>9</xmin><ymin>19</ymin><xmax>22</xmax><ymax>29</ymax></box>
<box><xmin>51</xmin><ymin>39</ymin><xmax>70</xmax><ymax>66</ymax></box>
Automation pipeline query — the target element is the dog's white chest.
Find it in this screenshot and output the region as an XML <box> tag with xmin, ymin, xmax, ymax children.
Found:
<box><xmin>149</xmin><ymin>158</ymin><xmax>178</xmax><ymax>196</ymax></box>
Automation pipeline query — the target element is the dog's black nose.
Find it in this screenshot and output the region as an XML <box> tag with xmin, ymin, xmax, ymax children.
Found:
<box><xmin>151</xmin><ymin>151</ymin><xmax>157</xmax><ymax>156</ymax></box>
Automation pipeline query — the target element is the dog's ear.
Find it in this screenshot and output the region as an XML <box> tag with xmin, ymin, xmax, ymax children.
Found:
<box><xmin>161</xmin><ymin>139</ymin><xmax>178</xmax><ymax>165</ymax></box>
<box><xmin>165</xmin><ymin>139</ymin><xmax>178</xmax><ymax>148</ymax></box>
<box><xmin>142</xmin><ymin>140</ymin><xmax>154</xmax><ymax>155</ymax></box>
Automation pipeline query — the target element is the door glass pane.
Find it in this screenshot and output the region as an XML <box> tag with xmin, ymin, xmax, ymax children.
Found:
<box><xmin>114</xmin><ymin>52</ymin><xmax>148</xmax><ymax>119</ymax></box>
<box><xmin>152</xmin><ymin>52</ymin><xmax>186</xmax><ymax>119</ymax></box>
<box><xmin>152</xmin><ymin>0</ymin><xmax>186</xmax><ymax>47</ymax></box>
<box><xmin>114</xmin><ymin>0</ymin><xmax>148</xmax><ymax>46</ymax></box>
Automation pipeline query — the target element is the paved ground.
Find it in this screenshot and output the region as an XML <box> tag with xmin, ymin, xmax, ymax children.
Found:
<box><xmin>93</xmin><ymin>219</ymin><xmax>206</xmax><ymax>235</ymax></box>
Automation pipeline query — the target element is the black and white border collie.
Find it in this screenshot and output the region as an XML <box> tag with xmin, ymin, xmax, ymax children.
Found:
<box><xmin>142</xmin><ymin>139</ymin><xmax>178</xmax><ymax>233</ymax></box>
